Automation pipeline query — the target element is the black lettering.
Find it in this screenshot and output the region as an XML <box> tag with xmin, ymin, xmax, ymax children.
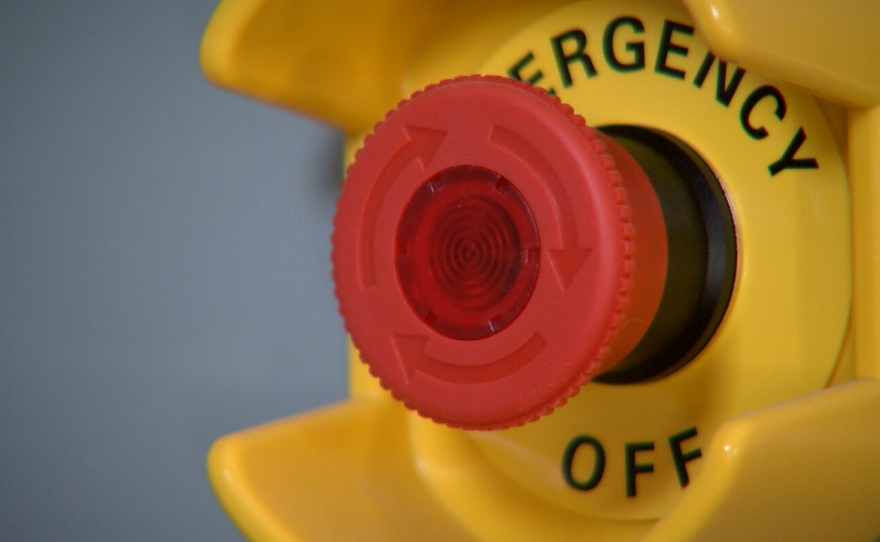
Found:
<box><xmin>692</xmin><ymin>51</ymin><xmax>714</xmax><ymax>88</ymax></box>
<box><xmin>551</xmin><ymin>28</ymin><xmax>597</xmax><ymax>88</ymax></box>
<box><xmin>714</xmin><ymin>61</ymin><xmax>746</xmax><ymax>106</ymax></box>
<box><xmin>691</xmin><ymin>53</ymin><xmax>746</xmax><ymax>107</ymax></box>
<box><xmin>562</xmin><ymin>435</ymin><xmax>606</xmax><ymax>491</ymax></box>
<box><xmin>769</xmin><ymin>127</ymin><xmax>819</xmax><ymax>176</ymax></box>
<box><xmin>654</xmin><ymin>20</ymin><xmax>693</xmax><ymax>80</ymax></box>
<box><xmin>603</xmin><ymin>17</ymin><xmax>645</xmax><ymax>72</ymax></box>
<box><xmin>668</xmin><ymin>427</ymin><xmax>702</xmax><ymax>488</ymax></box>
<box><xmin>508</xmin><ymin>51</ymin><xmax>545</xmax><ymax>85</ymax></box>
<box><xmin>624</xmin><ymin>441</ymin><xmax>654</xmax><ymax>497</ymax></box>
<box><xmin>740</xmin><ymin>85</ymin><xmax>787</xmax><ymax>140</ymax></box>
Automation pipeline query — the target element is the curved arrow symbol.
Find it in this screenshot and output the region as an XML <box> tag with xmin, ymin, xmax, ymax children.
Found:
<box><xmin>359</xmin><ymin>126</ymin><xmax>447</xmax><ymax>288</ymax></box>
<box><xmin>490</xmin><ymin>125</ymin><xmax>591</xmax><ymax>290</ymax></box>
<box><xmin>391</xmin><ymin>333</ymin><xmax>547</xmax><ymax>384</ymax></box>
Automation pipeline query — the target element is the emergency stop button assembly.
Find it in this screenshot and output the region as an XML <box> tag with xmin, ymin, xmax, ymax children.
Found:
<box><xmin>332</xmin><ymin>75</ymin><xmax>735</xmax><ymax>429</ymax></box>
<box><xmin>201</xmin><ymin>0</ymin><xmax>877</xmax><ymax>537</ymax></box>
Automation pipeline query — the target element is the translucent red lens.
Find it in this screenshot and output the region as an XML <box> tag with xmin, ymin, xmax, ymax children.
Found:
<box><xmin>395</xmin><ymin>165</ymin><xmax>540</xmax><ymax>340</ymax></box>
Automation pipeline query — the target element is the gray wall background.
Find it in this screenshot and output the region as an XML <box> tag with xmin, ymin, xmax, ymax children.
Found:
<box><xmin>1</xmin><ymin>1</ymin><xmax>347</xmax><ymax>540</ymax></box>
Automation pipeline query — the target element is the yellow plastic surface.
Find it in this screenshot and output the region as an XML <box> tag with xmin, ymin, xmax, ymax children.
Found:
<box><xmin>199</xmin><ymin>0</ymin><xmax>424</xmax><ymax>132</ymax></box>
<box><xmin>201</xmin><ymin>0</ymin><xmax>880</xmax><ymax>540</ymax></box>
<box><xmin>200</xmin><ymin>0</ymin><xmax>574</xmax><ymax>132</ymax></box>
<box><xmin>643</xmin><ymin>378</ymin><xmax>880</xmax><ymax>542</ymax></box>
<box><xmin>209</xmin><ymin>397</ymin><xmax>479</xmax><ymax>542</ymax></box>
<box><xmin>850</xmin><ymin>107</ymin><xmax>880</xmax><ymax>379</ymax></box>
<box><xmin>682</xmin><ymin>0</ymin><xmax>880</xmax><ymax>108</ymax></box>
<box><xmin>200</xmin><ymin>0</ymin><xmax>880</xmax><ymax>127</ymax></box>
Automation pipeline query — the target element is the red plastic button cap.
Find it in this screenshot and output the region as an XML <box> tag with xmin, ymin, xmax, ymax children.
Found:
<box><xmin>332</xmin><ymin>75</ymin><xmax>666</xmax><ymax>429</ymax></box>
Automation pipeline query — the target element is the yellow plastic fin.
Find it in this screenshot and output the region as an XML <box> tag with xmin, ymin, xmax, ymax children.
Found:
<box><xmin>644</xmin><ymin>378</ymin><xmax>880</xmax><ymax>542</ymax></box>
<box><xmin>199</xmin><ymin>0</ymin><xmax>430</xmax><ymax>132</ymax></box>
<box><xmin>682</xmin><ymin>0</ymin><xmax>880</xmax><ymax>107</ymax></box>
<box><xmin>207</xmin><ymin>397</ymin><xmax>480</xmax><ymax>542</ymax></box>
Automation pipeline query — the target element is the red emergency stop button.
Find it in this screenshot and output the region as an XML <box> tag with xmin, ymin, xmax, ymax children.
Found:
<box><xmin>332</xmin><ymin>75</ymin><xmax>669</xmax><ymax>429</ymax></box>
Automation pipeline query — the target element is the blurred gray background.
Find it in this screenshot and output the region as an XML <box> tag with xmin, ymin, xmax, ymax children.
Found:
<box><xmin>1</xmin><ymin>1</ymin><xmax>347</xmax><ymax>540</ymax></box>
